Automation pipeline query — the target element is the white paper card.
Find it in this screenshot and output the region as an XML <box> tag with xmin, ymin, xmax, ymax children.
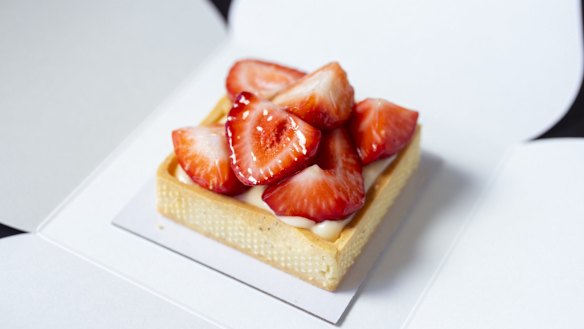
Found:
<box><xmin>113</xmin><ymin>153</ymin><xmax>437</xmax><ymax>323</ymax></box>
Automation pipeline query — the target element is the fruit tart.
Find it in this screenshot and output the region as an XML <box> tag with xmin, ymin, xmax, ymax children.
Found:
<box><xmin>156</xmin><ymin>59</ymin><xmax>421</xmax><ymax>291</ymax></box>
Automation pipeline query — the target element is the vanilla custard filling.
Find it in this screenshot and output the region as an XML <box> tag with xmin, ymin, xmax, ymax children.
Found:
<box><xmin>174</xmin><ymin>156</ymin><xmax>395</xmax><ymax>240</ymax></box>
<box><xmin>175</xmin><ymin>165</ymin><xmax>196</xmax><ymax>185</ymax></box>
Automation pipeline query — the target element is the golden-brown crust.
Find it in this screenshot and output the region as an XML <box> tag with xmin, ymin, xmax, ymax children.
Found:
<box><xmin>156</xmin><ymin>96</ymin><xmax>421</xmax><ymax>290</ymax></box>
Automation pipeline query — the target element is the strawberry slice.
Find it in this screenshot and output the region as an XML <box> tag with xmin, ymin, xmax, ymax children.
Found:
<box><xmin>272</xmin><ymin>62</ymin><xmax>354</xmax><ymax>130</ymax></box>
<box><xmin>349</xmin><ymin>98</ymin><xmax>418</xmax><ymax>165</ymax></box>
<box><xmin>226</xmin><ymin>59</ymin><xmax>305</xmax><ymax>100</ymax></box>
<box><xmin>226</xmin><ymin>92</ymin><xmax>321</xmax><ymax>186</ymax></box>
<box><xmin>262</xmin><ymin>128</ymin><xmax>365</xmax><ymax>222</ymax></box>
<box><xmin>172</xmin><ymin>124</ymin><xmax>247</xmax><ymax>195</ymax></box>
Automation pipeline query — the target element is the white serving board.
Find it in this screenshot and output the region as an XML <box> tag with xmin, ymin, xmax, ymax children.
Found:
<box><xmin>36</xmin><ymin>81</ymin><xmax>509</xmax><ymax>328</ymax></box>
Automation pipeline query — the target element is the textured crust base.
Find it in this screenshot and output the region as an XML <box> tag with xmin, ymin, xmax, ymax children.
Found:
<box><xmin>156</xmin><ymin>96</ymin><xmax>421</xmax><ymax>291</ymax></box>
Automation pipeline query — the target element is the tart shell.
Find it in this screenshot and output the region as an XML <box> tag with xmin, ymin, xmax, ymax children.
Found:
<box><xmin>156</xmin><ymin>96</ymin><xmax>421</xmax><ymax>291</ymax></box>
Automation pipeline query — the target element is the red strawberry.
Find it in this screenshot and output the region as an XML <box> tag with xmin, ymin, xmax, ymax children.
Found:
<box><xmin>226</xmin><ymin>59</ymin><xmax>305</xmax><ymax>100</ymax></box>
<box><xmin>172</xmin><ymin>124</ymin><xmax>247</xmax><ymax>195</ymax></box>
<box><xmin>226</xmin><ymin>92</ymin><xmax>321</xmax><ymax>186</ymax></box>
<box><xmin>262</xmin><ymin>128</ymin><xmax>365</xmax><ymax>222</ymax></box>
<box><xmin>272</xmin><ymin>62</ymin><xmax>354</xmax><ymax>130</ymax></box>
<box><xmin>349</xmin><ymin>98</ymin><xmax>418</xmax><ymax>165</ymax></box>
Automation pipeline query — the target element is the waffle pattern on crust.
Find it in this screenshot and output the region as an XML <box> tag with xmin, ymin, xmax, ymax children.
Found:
<box><xmin>156</xmin><ymin>97</ymin><xmax>421</xmax><ymax>291</ymax></box>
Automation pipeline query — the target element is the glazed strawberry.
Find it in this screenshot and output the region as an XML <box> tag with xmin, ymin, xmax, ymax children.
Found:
<box><xmin>262</xmin><ymin>128</ymin><xmax>365</xmax><ymax>222</ymax></box>
<box><xmin>226</xmin><ymin>92</ymin><xmax>321</xmax><ymax>186</ymax></box>
<box><xmin>272</xmin><ymin>62</ymin><xmax>354</xmax><ymax>130</ymax></box>
<box><xmin>172</xmin><ymin>124</ymin><xmax>247</xmax><ymax>195</ymax></box>
<box><xmin>226</xmin><ymin>59</ymin><xmax>305</xmax><ymax>100</ymax></box>
<box><xmin>349</xmin><ymin>98</ymin><xmax>418</xmax><ymax>165</ymax></box>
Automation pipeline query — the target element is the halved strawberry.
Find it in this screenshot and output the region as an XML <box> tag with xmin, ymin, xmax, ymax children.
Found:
<box><xmin>226</xmin><ymin>59</ymin><xmax>305</xmax><ymax>100</ymax></box>
<box><xmin>272</xmin><ymin>62</ymin><xmax>354</xmax><ymax>130</ymax></box>
<box><xmin>172</xmin><ymin>124</ymin><xmax>247</xmax><ymax>195</ymax></box>
<box><xmin>226</xmin><ymin>92</ymin><xmax>321</xmax><ymax>186</ymax></box>
<box><xmin>349</xmin><ymin>98</ymin><xmax>418</xmax><ymax>165</ymax></box>
<box><xmin>262</xmin><ymin>128</ymin><xmax>365</xmax><ymax>222</ymax></box>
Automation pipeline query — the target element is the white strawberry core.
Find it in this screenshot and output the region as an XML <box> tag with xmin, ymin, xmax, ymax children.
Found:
<box><xmin>273</xmin><ymin>69</ymin><xmax>335</xmax><ymax>104</ymax></box>
<box><xmin>190</xmin><ymin>127</ymin><xmax>228</xmax><ymax>161</ymax></box>
<box><xmin>242</xmin><ymin>64</ymin><xmax>297</xmax><ymax>98</ymax></box>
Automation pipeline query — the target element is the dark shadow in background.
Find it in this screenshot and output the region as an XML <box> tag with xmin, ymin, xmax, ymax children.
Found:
<box><xmin>537</xmin><ymin>0</ymin><xmax>584</xmax><ymax>139</ymax></box>
<box><xmin>210</xmin><ymin>0</ymin><xmax>231</xmax><ymax>23</ymax></box>
<box><xmin>0</xmin><ymin>223</ymin><xmax>22</xmax><ymax>239</ymax></box>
